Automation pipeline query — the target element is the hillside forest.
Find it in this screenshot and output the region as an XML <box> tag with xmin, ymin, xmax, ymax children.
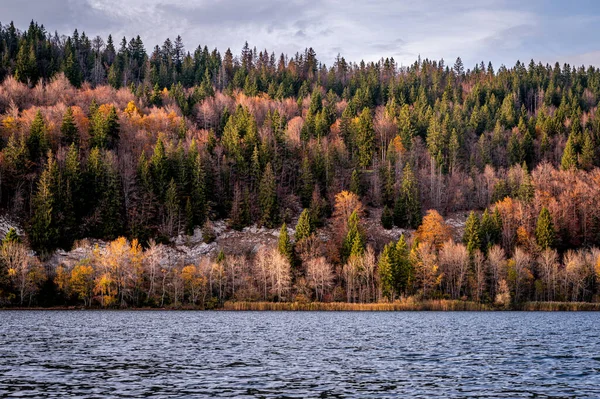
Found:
<box><xmin>1</xmin><ymin>21</ymin><xmax>600</xmax><ymax>308</ymax></box>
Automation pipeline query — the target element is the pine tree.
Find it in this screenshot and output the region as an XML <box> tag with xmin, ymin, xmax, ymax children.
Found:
<box><xmin>185</xmin><ymin>197</ymin><xmax>194</xmax><ymax>236</ymax></box>
<box><xmin>561</xmin><ymin>135</ymin><xmax>578</xmax><ymax>170</ymax></box>
<box><xmin>191</xmin><ymin>151</ymin><xmax>207</xmax><ymax>227</ymax></box>
<box><xmin>342</xmin><ymin>211</ymin><xmax>364</xmax><ymax>262</ymax></box>
<box><xmin>295</xmin><ymin>209</ymin><xmax>313</xmax><ymax>242</ymax></box>
<box><xmin>535</xmin><ymin>207</ymin><xmax>555</xmax><ymax>249</ymax></box>
<box><xmin>28</xmin><ymin>110</ymin><xmax>48</xmax><ymax>163</ymax></box>
<box><xmin>395</xmin><ymin>234</ymin><xmax>411</xmax><ymax>296</ymax></box>
<box><xmin>105</xmin><ymin>106</ymin><xmax>120</xmax><ymax>149</ymax></box>
<box><xmin>350</xmin><ymin>169</ymin><xmax>362</xmax><ymax>196</ymax></box>
<box><xmin>3</xmin><ymin>228</ymin><xmax>20</xmax><ymax>244</ymax></box>
<box><xmin>508</xmin><ymin>131</ymin><xmax>521</xmax><ymax>165</ymax></box>
<box><xmin>480</xmin><ymin>208</ymin><xmax>500</xmax><ymax>249</ymax></box>
<box><xmin>518</xmin><ymin>166</ymin><xmax>535</xmax><ymax>202</ymax></box>
<box><xmin>164</xmin><ymin>178</ymin><xmax>180</xmax><ymax>237</ymax></box>
<box><xmin>379</xmin><ymin>242</ymin><xmax>396</xmax><ymax>300</ymax></box>
<box><xmin>579</xmin><ymin>132</ymin><xmax>595</xmax><ymax>171</ymax></box>
<box><xmin>30</xmin><ymin>151</ymin><xmax>59</xmax><ymax>253</ymax></box>
<box><xmin>278</xmin><ymin>223</ymin><xmax>294</xmax><ymax>265</ymax></box>
<box><xmin>394</xmin><ymin>163</ymin><xmax>421</xmax><ymax>228</ymax></box>
<box><xmin>258</xmin><ymin>163</ymin><xmax>277</xmax><ymax>228</ymax></box>
<box><xmin>463</xmin><ymin>211</ymin><xmax>481</xmax><ymax>254</ymax></box>
<box><xmin>150</xmin><ymin>138</ymin><xmax>169</xmax><ymax>200</ymax></box>
<box><xmin>299</xmin><ymin>157</ymin><xmax>314</xmax><ymax>208</ymax></box>
<box><xmin>381</xmin><ymin>205</ymin><xmax>394</xmax><ymax>229</ymax></box>
<box><xmin>62</xmin><ymin>144</ymin><xmax>81</xmax><ymax>246</ymax></box>
<box><xmin>60</xmin><ymin>107</ymin><xmax>79</xmax><ymax>146</ymax></box>
<box><xmin>355</xmin><ymin>107</ymin><xmax>375</xmax><ymax>168</ymax></box>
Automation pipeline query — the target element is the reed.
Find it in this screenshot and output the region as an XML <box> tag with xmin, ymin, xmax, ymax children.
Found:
<box><xmin>223</xmin><ymin>298</ymin><xmax>491</xmax><ymax>311</ymax></box>
<box><xmin>521</xmin><ymin>302</ymin><xmax>600</xmax><ymax>311</ymax></box>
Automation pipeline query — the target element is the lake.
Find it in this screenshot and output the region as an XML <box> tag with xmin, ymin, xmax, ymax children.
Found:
<box><xmin>0</xmin><ymin>311</ymin><xmax>599</xmax><ymax>398</ymax></box>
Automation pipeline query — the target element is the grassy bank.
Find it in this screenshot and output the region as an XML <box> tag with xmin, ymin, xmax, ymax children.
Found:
<box><xmin>5</xmin><ymin>300</ymin><xmax>600</xmax><ymax>311</ymax></box>
<box><xmin>223</xmin><ymin>299</ymin><xmax>491</xmax><ymax>311</ymax></box>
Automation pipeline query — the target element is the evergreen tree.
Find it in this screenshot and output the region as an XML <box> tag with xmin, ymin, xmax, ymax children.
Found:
<box><xmin>535</xmin><ymin>207</ymin><xmax>555</xmax><ymax>249</ymax></box>
<box><xmin>561</xmin><ymin>135</ymin><xmax>578</xmax><ymax>170</ymax></box>
<box><xmin>3</xmin><ymin>228</ymin><xmax>20</xmax><ymax>244</ymax></box>
<box><xmin>27</xmin><ymin>110</ymin><xmax>48</xmax><ymax>163</ymax></box>
<box><xmin>295</xmin><ymin>209</ymin><xmax>313</xmax><ymax>242</ymax></box>
<box><xmin>350</xmin><ymin>169</ymin><xmax>362</xmax><ymax>196</ymax></box>
<box><xmin>342</xmin><ymin>211</ymin><xmax>364</xmax><ymax>262</ymax></box>
<box><xmin>258</xmin><ymin>163</ymin><xmax>277</xmax><ymax>228</ymax></box>
<box><xmin>379</xmin><ymin>242</ymin><xmax>396</xmax><ymax>300</ymax></box>
<box><xmin>60</xmin><ymin>107</ymin><xmax>78</xmax><ymax>146</ymax></box>
<box><xmin>394</xmin><ymin>163</ymin><xmax>421</xmax><ymax>228</ymax></box>
<box><xmin>278</xmin><ymin>223</ymin><xmax>294</xmax><ymax>265</ymax></box>
<box><xmin>105</xmin><ymin>106</ymin><xmax>120</xmax><ymax>149</ymax></box>
<box><xmin>355</xmin><ymin>107</ymin><xmax>375</xmax><ymax>168</ymax></box>
<box><xmin>579</xmin><ymin>132</ymin><xmax>595</xmax><ymax>171</ymax></box>
<box><xmin>381</xmin><ymin>205</ymin><xmax>394</xmax><ymax>229</ymax></box>
<box><xmin>463</xmin><ymin>211</ymin><xmax>481</xmax><ymax>254</ymax></box>
<box><xmin>62</xmin><ymin>144</ymin><xmax>81</xmax><ymax>246</ymax></box>
<box><xmin>30</xmin><ymin>151</ymin><xmax>59</xmax><ymax>253</ymax></box>
<box><xmin>518</xmin><ymin>166</ymin><xmax>535</xmax><ymax>203</ymax></box>
<box><xmin>185</xmin><ymin>197</ymin><xmax>194</xmax><ymax>236</ymax></box>
<box><xmin>191</xmin><ymin>151</ymin><xmax>207</xmax><ymax>227</ymax></box>
<box><xmin>395</xmin><ymin>234</ymin><xmax>411</xmax><ymax>296</ymax></box>
<box><xmin>480</xmin><ymin>208</ymin><xmax>500</xmax><ymax>249</ymax></box>
<box><xmin>299</xmin><ymin>157</ymin><xmax>314</xmax><ymax>208</ymax></box>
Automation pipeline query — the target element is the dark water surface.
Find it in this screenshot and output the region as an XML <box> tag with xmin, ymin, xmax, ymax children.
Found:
<box><xmin>0</xmin><ymin>311</ymin><xmax>599</xmax><ymax>398</ymax></box>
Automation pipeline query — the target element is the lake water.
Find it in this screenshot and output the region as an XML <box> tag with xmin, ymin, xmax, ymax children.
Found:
<box><xmin>0</xmin><ymin>311</ymin><xmax>599</xmax><ymax>398</ymax></box>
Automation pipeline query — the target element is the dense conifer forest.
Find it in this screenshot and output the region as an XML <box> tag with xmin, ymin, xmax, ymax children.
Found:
<box><xmin>1</xmin><ymin>21</ymin><xmax>600</xmax><ymax>308</ymax></box>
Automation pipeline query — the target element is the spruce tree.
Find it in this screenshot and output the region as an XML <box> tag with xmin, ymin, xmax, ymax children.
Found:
<box><xmin>394</xmin><ymin>163</ymin><xmax>421</xmax><ymax>228</ymax></box>
<box><xmin>258</xmin><ymin>163</ymin><xmax>277</xmax><ymax>228</ymax></box>
<box><xmin>60</xmin><ymin>107</ymin><xmax>78</xmax><ymax>146</ymax></box>
<box><xmin>191</xmin><ymin>152</ymin><xmax>207</xmax><ymax>227</ymax></box>
<box><xmin>350</xmin><ymin>169</ymin><xmax>362</xmax><ymax>196</ymax></box>
<box><xmin>30</xmin><ymin>151</ymin><xmax>59</xmax><ymax>253</ymax></box>
<box><xmin>3</xmin><ymin>228</ymin><xmax>20</xmax><ymax>244</ymax></box>
<box><xmin>342</xmin><ymin>211</ymin><xmax>364</xmax><ymax>262</ymax></box>
<box><xmin>379</xmin><ymin>242</ymin><xmax>396</xmax><ymax>300</ymax></box>
<box><xmin>535</xmin><ymin>207</ymin><xmax>555</xmax><ymax>249</ymax></box>
<box><xmin>185</xmin><ymin>197</ymin><xmax>194</xmax><ymax>236</ymax></box>
<box><xmin>480</xmin><ymin>208</ymin><xmax>500</xmax><ymax>249</ymax></box>
<box><xmin>105</xmin><ymin>106</ymin><xmax>120</xmax><ymax>149</ymax></box>
<box><xmin>579</xmin><ymin>132</ymin><xmax>595</xmax><ymax>171</ymax></box>
<box><xmin>463</xmin><ymin>211</ymin><xmax>481</xmax><ymax>254</ymax></box>
<box><xmin>295</xmin><ymin>209</ymin><xmax>313</xmax><ymax>242</ymax></box>
<box><xmin>561</xmin><ymin>135</ymin><xmax>578</xmax><ymax>170</ymax></box>
<box><xmin>355</xmin><ymin>107</ymin><xmax>375</xmax><ymax>168</ymax></box>
<box><xmin>28</xmin><ymin>110</ymin><xmax>48</xmax><ymax>163</ymax></box>
<box><xmin>299</xmin><ymin>157</ymin><xmax>314</xmax><ymax>208</ymax></box>
<box><xmin>278</xmin><ymin>223</ymin><xmax>294</xmax><ymax>265</ymax></box>
<box><xmin>395</xmin><ymin>234</ymin><xmax>411</xmax><ymax>296</ymax></box>
<box><xmin>381</xmin><ymin>205</ymin><xmax>394</xmax><ymax>229</ymax></box>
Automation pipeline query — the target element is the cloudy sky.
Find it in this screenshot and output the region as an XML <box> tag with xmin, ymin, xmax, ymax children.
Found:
<box><xmin>2</xmin><ymin>0</ymin><xmax>600</xmax><ymax>68</ymax></box>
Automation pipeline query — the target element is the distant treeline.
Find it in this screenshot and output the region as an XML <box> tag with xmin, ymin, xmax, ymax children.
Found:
<box><xmin>0</xmin><ymin>20</ymin><xmax>599</xmax><ymax>308</ymax></box>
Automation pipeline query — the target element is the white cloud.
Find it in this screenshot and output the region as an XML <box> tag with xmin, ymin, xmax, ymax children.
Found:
<box><xmin>2</xmin><ymin>0</ymin><xmax>600</xmax><ymax>68</ymax></box>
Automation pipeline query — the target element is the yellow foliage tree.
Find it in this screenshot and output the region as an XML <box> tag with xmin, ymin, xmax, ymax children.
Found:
<box><xmin>416</xmin><ymin>210</ymin><xmax>452</xmax><ymax>250</ymax></box>
<box><xmin>70</xmin><ymin>263</ymin><xmax>95</xmax><ymax>306</ymax></box>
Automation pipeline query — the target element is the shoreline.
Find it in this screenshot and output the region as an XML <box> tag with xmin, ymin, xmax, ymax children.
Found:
<box><xmin>3</xmin><ymin>301</ymin><xmax>600</xmax><ymax>311</ymax></box>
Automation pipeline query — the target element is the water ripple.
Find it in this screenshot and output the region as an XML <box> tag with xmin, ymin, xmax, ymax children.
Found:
<box><xmin>0</xmin><ymin>311</ymin><xmax>599</xmax><ymax>398</ymax></box>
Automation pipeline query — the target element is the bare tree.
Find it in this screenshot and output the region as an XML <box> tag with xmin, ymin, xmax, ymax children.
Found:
<box><xmin>537</xmin><ymin>248</ymin><xmax>558</xmax><ymax>301</ymax></box>
<box><xmin>439</xmin><ymin>240</ymin><xmax>468</xmax><ymax>299</ymax></box>
<box><xmin>487</xmin><ymin>245</ymin><xmax>506</xmax><ymax>299</ymax></box>
<box><xmin>306</xmin><ymin>257</ymin><xmax>334</xmax><ymax>301</ymax></box>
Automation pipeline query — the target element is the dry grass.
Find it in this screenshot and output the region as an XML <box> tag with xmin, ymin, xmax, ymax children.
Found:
<box><xmin>223</xmin><ymin>298</ymin><xmax>491</xmax><ymax>311</ymax></box>
<box><xmin>521</xmin><ymin>302</ymin><xmax>600</xmax><ymax>311</ymax></box>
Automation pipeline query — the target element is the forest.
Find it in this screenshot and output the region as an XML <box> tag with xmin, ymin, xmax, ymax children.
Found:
<box><xmin>1</xmin><ymin>20</ymin><xmax>600</xmax><ymax>308</ymax></box>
